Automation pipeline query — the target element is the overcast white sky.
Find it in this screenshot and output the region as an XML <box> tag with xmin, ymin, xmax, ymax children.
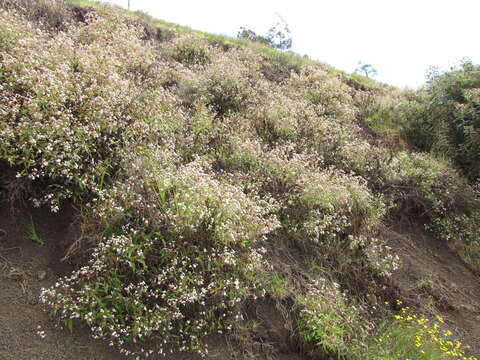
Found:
<box><xmin>100</xmin><ymin>0</ymin><xmax>480</xmax><ymax>88</ymax></box>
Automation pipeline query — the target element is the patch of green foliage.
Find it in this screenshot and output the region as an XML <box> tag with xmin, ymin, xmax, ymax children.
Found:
<box><xmin>349</xmin><ymin>72</ymin><xmax>381</xmax><ymax>89</ymax></box>
<box><xmin>402</xmin><ymin>60</ymin><xmax>480</xmax><ymax>181</ymax></box>
<box><xmin>298</xmin><ymin>279</ymin><xmax>367</xmax><ymax>358</ymax></box>
<box><xmin>27</xmin><ymin>217</ymin><xmax>44</xmax><ymax>245</ymax></box>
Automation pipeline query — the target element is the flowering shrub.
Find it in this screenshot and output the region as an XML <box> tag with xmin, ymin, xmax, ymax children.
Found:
<box><xmin>41</xmin><ymin>156</ymin><xmax>280</xmax><ymax>356</ymax></box>
<box><xmin>177</xmin><ymin>49</ymin><xmax>261</xmax><ymax>116</ymax></box>
<box><xmin>1</xmin><ymin>2</ymin><xmax>479</xmax><ymax>359</ymax></box>
<box><xmin>165</xmin><ymin>34</ymin><xmax>213</xmax><ymax>67</ymax></box>
<box><xmin>285</xmin><ymin>168</ymin><xmax>384</xmax><ymax>243</ymax></box>
<box><xmin>1</xmin><ymin>0</ymin><xmax>75</xmax><ymax>31</ymax></box>
<box><xmin>286</xmin><ymin>68</ymin><xmax>355</xmax><ymax>120</ymax></box>
<box><xmin>0</xmin><ymin>9</ymin><xmax>179</xmax><ymax>211</ymax></box>
<box><xmin>386</xmin><ymin>152</ymin><xmax>480</xmax><ymax>270</ymax></box>
<box><xmin>42</xmin><ymin>231</ymin><xmax>266</xmax><ymax>356</ymax></box>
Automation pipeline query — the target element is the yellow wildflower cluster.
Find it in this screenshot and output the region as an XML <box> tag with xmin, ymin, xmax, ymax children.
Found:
<box><xmin>381</xmin><ymin>301</ymin><xmax>477</xmax><ymax>360</ymax></box>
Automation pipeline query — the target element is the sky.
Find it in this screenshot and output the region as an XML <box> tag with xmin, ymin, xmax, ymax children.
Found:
<box><xmin>100</xmin><ymin>0</ymin><xmax>480</xmax><ymax>88</ymax></box>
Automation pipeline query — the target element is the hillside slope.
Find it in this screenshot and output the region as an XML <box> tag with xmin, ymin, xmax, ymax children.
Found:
<box><xmin>0</xmin><ymin>1</ymin><xmax>479</xmax><ymax>359</ymax></box>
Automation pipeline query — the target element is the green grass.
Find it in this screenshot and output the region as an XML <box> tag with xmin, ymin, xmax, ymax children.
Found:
<box><xmin>348</xmin><ymin>72</ymin><xmax>383</xmax><ymax>89</ymax></box>
<box><xmin>67</xmin><ymin>0</ymin><xmax>99</xmax><ymax>7</ymax></box>
<box><xmin>27</xmin><ymin>217</ymin><xmax>44</xmax><ymax>245</ymax></box>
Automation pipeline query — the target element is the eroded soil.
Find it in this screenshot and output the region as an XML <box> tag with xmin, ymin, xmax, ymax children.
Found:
<box><xmin>0</xmin><ymin>204</ymin><xmax>124</xmax><ymax>360</ymax></box>
<box><xmin>383</xmin><ymin>223</ymin><xmax>480</xmax><ymax>356</ymax></box>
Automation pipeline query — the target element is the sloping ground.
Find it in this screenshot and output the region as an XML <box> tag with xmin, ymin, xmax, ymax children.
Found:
<box><xmin>384</xmin><ymin>223</ymin><xmax>480</xmax><ymax>356</ymax></box>
<box><xmin>1</xmin><ymin>1</ymin><xmax>480</xmax><ymax>359</ymax></box>
<box><xmin>0</xmin><ymin>204</ymin><xmax>311</xmax><ymax>360</ymax></box>
<box><xmin>0</xmin><ymin>204</ymin><xmax>120</xmax><ymax>360</ymax></box>
<box><xmin>3</xmin><ymin>206</ymin><xmax>479</xmax><ymax>360</ymax></box>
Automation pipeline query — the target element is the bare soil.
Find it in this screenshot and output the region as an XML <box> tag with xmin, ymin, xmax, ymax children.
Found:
<box><xmin>0</xmin><ymin>204</ymin><xmax>122</xmax><ymax>360</ymax></box>
<box><xmin>383</xmin><ymin>223</ymin><xmax>480</xmax><ymax>356</ymax></box>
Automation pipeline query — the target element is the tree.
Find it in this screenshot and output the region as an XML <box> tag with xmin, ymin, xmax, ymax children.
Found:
<box><xmin>356</xmin><ymin>61</ymin><xmax>378</xmax><ymax>78</ymax></box>
<box><xmin>237</xmin><ymin>27</ymin><xmax>270</xmax><ymax>45</ymax></box>
<box><xmin>267</xmin><ymin>14</ymin><xmax>292</xmax><ymax>51</ymax></box>
<box><xmin>237</xmin><ymin>14</ymin><xmax>292</xmax><ymax>51</ymax></box>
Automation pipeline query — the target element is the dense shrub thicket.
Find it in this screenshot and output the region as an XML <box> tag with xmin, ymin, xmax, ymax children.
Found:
<box><xmin>0</xmin><ymin>2</ymin><xmax>478</xmax><ymax>359</ymax></box>
<box><xmin>401</xmin><ymin>61</ymin><xmax>480</xmax><ymax>181</ymax></box>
